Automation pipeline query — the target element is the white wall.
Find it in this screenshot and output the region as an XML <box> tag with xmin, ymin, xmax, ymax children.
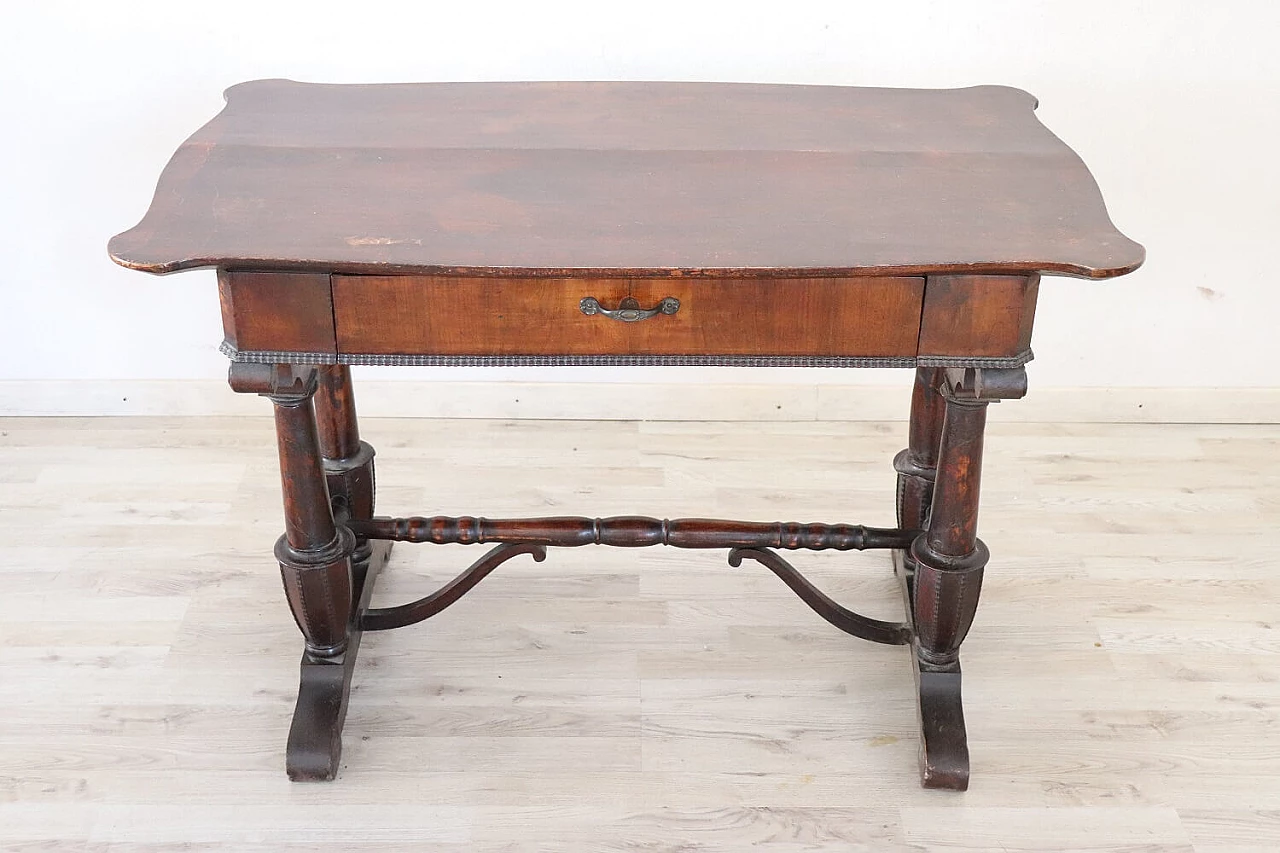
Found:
<box><xmin>2</xmin><ymin>1</ymin><xmax>1276</xmax><ymax>403</ymax></box>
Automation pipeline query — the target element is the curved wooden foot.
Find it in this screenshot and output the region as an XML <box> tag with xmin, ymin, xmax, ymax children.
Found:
<box><xmin>361</xmin><ymin>542</ymin><xmax>548</xmax><ymax>632</ymax></box>
<box><xmin>729</xmin><ymin>547</ymin><xmax>911</xmax><ymax>645</ymax></box>
<box><xmin>916</xmin><ymin>661</ymin><xmax>970</xmax><ymax>790</ymax></box>
<box><xmin>893</xmin><ymin>547</ymin><xmax>970</xmax><ymax>790</ymax></box>
<box><xmin>286</xmin><ymin>539</ymin><xmax>392</xmax><ymax>781</ymax></box>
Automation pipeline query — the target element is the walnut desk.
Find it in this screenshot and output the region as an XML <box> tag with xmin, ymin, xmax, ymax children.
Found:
<box><xmin>109</xmin><ymin>80</ymin><xmax>1143</xmax><ymax>789</ymax></box>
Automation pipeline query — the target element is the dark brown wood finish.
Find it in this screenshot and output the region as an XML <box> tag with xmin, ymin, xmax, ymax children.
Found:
<box><xmin>347</xmin><ymin>515</ymin><xmax>917</xmax><ymax>551</ymax></box>
<box><xmin>229</xmin><ymin>362</ymin><xmax>388</xmax><ymax>780</ymax></box>
<box><xmin>362</xmin><ymin>543</ymin><xmax>547</xmax><ymax>632</ymax></box>
<box><xmin>894</xmin><ymin>367</ymin><xmax>947</xmax><ymax>532</ymax></box>
<box><xmin>110</xmin><ymin>81</ymin><xmax>1143</xmax><ymax>279</ymax></box>
<box><xmin>314</xmin><ymin>364</ymin><xmax>377</xmax><ymax>569</ymax></box>
<box><xmin>351</xmin><ymin>514</ymin><xmax>917</xmax><ymax>646</ymax></box>
<box><xmin>918</xmin><ymin>274</ymin><xmax>1040</xmax><ymax>360</ymax></box>
<box><xmin>315</xmin><ymin>365</ymin><xmax>361</xmax><ymax>461</ymax></box>
<box><xmin>217</xmin><ymin>270</ymin><xmax>336</xmax><ymax>356</ymax></box>
<box><xmin>912</xmin><ymin>402</ymin><xmax>988</xmax><ymax>672</ymax></box>
<box><xmin>113</xmin><ymin>81</ymin><xmax>1145</xmax><ymax>789</ymax></box>
<box><xmin>287</xmin><ymin>539</ymin><xmax>391</xmax><ymax>781</ymax></box>
<box><xmin>897</xmin><ymin>367</ymin><xmax>1026</xmax><ymax>790</ymax></box>
<box><xmin>355</xmin><ymin>535</ymin><xmax>912</xmax><ymax>645</ymax></box>
<box><xmin>893</xmin><ymin>367</ymin><xmax>964</xmax><ymax>787</ymax></box>
<box><xmin>332</xmin><ymin>275</ymin><xmax>924</xmax><ymax>358</ymax></box>
<box><xmin>728</xmin><ymin>548</ymin><xmax>911</xmax><ymax>646</ymax></box>
<box><xmin>254</xmin><ymin>373</ymin><xmax>338</xmax><ymax>552</ymax></box>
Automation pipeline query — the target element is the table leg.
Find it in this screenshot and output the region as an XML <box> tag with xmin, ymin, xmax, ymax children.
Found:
<box><xmin>894</xmin><ymin>366</ymin><xmax>1024</xmax><ymax>790</ymax></box>
<box><xmin>264</xmin><ymin>374</ymin><xmax>354</xmax><ymax>660</ymax></box>
<box><xmin>908</xmin><ymin>393</ymin><xmax>987</xmax><ymax>790</ymax></box>
<box><xmin>229</xmin><ymin>363</ymin><xmax>379</xmax><ymax>781</ymax></box>
<box><xmin>894</xmin><ymin>367</ymin><xmax>946</xmax><ymax>532</ymax></box>
<box><xmin>315</xmin><ymin>365</ymin><xmax>382</xmax><ymax>575</ymax></box>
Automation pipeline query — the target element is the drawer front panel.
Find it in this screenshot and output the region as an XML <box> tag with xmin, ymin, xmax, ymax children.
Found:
<box><xmin>332</xmin><ymin>276</ymin><xmax>924</xmax><ymax>357</ymax></box>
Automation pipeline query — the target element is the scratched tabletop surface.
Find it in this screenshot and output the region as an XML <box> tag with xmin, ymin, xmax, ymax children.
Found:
<box><xmin>109</xmin><ymin>79</ymin><xmax>1143</xmax><ymax>280</ymax></box>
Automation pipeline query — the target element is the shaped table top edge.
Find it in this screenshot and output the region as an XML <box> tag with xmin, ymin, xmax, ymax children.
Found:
<box><xmin>108</xmin><ymin>79</ymin><xmax>1145</xmax><ymax>281</ymax></box>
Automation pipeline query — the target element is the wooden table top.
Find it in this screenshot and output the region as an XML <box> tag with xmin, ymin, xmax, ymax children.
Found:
<box><xmin>109</xmin><ymin>79</ymin><xmax>1143</xmax><ymax>280</ymax></box>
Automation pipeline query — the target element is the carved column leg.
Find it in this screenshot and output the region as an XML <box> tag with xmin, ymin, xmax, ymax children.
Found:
<box><xmin>314</xmin><ymin>365</ymin><xmax>387</xmax><ymax>579</ymax></box>
<box><xmin>229</xmin><ymin>363</ymin><xmax>367</xmax><ymax>781</ymax></box>
<box><xmin>271</xmin><ymin>388</ymin><xmax>355</xmax><ymax>659</ymax></box>
<box><xmin>894</xmin><ymin>367</ymin><xmax>946</xmax><ymax>532</ymax></box>
<box><xmin>898</xmin><ymin>366</ymin><xmax>1026</xmax><ymax>790</ymax></box>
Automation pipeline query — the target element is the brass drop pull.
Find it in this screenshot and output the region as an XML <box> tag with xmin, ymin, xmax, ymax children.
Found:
<box><xmin>579</xmin><ymin>296</ymin><xmax>680</xmax><ymax>323</ymax></box>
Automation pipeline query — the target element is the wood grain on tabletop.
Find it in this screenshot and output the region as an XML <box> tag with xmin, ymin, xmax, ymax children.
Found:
<box><xmin>108</xmin><ymin>80</ymin><xmax>1144</xmax><ymax>280</ymax></box>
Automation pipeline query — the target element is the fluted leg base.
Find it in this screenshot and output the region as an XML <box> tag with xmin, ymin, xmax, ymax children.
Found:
<box><xmin>893</xmin><ymin>547</ymin><xmax>971</xmax><ymax>791</ymax></box>
<box><xmin>286</xmin><ymin>539</ymin><xmax>392</xmax><ymax>781</ymax></box>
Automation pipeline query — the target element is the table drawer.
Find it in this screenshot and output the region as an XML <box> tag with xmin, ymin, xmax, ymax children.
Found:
<box><xmin>332</xmin><ymin>275</ymin><xmax>924</xmax><ymax>358</ymax></box>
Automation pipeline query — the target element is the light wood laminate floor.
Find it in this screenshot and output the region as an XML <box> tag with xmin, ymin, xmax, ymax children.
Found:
<box><xmin>2</xmin><ymin>415</ymin><xmax>1278</xmax><ymax>852</ymax></box>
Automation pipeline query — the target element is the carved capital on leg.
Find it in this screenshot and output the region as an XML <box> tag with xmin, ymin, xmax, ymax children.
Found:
<box><xmin>942</xmin><ymin>366</ymin><xmax>1028</xmax><ymax>401</ymax></box>
<box><xmin>228</xmin><ymin>362</ymin><xmax>318</xmax><ymax>399</ymax></box>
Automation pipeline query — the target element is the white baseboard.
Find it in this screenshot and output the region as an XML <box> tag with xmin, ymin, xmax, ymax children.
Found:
<box><xmin>0</xmin><ymin>380</ymin><xmax>1277</xmax><ymax>423</ymax></box>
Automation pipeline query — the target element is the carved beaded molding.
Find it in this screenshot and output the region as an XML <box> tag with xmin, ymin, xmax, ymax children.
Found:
<box><xmin>220</xmin><ymin>341</ymin><xmax>1033</xmax><ymax>370</ymax></box>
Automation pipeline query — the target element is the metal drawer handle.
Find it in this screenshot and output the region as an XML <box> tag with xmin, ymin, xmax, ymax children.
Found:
<box><xmin>579</xmin><ymin>296</ymin><xmax>680</xmax><ymax>323</ymax></box>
